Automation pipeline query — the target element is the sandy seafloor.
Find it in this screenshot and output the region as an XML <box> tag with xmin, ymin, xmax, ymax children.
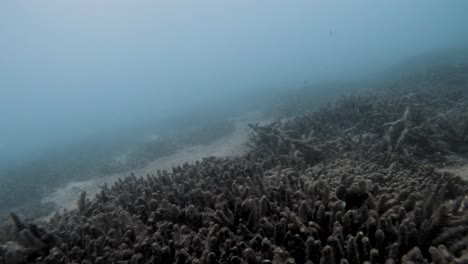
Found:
<box><xmin>40</xmin><ymin>112</ymin><xmax>267</xmax><ymax>217</ymax></box>
<box><xmin>40</xmin><ymin>114</ymin><xmax>468</xmax><ymax>220</ymax></box>
<box><xmin>441</xmin><ymin>163</ymin><xmax>468</xmax><ymax>181</ymax></box>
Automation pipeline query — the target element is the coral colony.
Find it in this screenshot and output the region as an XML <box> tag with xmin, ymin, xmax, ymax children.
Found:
<box><xmin>1</xmin><ymin>67</ymin><xmax>468</xmax><ymax>263</ymax></box>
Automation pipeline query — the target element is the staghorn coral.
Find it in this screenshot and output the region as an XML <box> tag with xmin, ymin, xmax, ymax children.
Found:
<box><xmin>1</xmin><ymin>150</ymin><xmax>466</xmax><ymax>264</ymax></box>
<box><xmin>1</xmin><ymin>66</ymin><xmax>468</xmax><ymax>264</ymax></box>
<box><xmin>249</xmin><ymin>75</ymin><xmax>468</xmax><ymax>166</ymax></box>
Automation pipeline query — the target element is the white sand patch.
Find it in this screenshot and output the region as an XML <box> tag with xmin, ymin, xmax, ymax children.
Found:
<box><xmin>440</xmin><ymin>163</ymin><xmax>468</xmax><ymax>181</ymax></box>
<box><xmin>41</xmin><ymin>112</ymin><xmax>263</xmax><ymax>214</ymax></box>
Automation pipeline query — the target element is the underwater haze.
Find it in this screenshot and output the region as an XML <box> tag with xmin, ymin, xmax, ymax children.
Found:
<box><xmin>3</xmin><ymin>1</ymin><xmax>468</xmax><ymax>263</ymax></box>
<box><xmin>1</xmin><ymin>0</ymin><xmax>468</xmax><ymax>164</ymax></box>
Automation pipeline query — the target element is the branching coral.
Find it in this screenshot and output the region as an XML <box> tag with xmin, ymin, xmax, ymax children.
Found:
<box><xmin>249</xmin><ymin>77</ymin><xmax>468</xmax><ymax>165</ymax></box>
<box><xmin>1</xmin><ymin>65</ymin><xmax>468</xmax><ymax>264</ymax></box>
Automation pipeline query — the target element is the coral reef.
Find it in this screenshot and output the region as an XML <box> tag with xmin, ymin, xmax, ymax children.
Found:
<box><xmin>249</xmin><ymin>78</ymin><xmax>468</xmax><ymax>166</ymax></box>
<box><xmin>0</xmin><ymin>117</ymin><xmax>236</xmax><ymax>215</ymax></box>
<box><xmin>1</xmin><ymin>66</ymin><xmax>468</xmax><ymax>264</ymax></box>
<box><xmin>1</xmin><ymin>152</ymin><xmax>467</xmax><ymax>263</ymax></box>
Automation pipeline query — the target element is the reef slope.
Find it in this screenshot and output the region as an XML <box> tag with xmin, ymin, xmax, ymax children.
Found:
<box><xmin>1</xmin><ymin>66</ymin><xmax>468</xmax><ymax>264</ymax></box>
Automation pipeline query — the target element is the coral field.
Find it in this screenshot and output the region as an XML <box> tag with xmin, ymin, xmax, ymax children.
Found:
<box><xmin>1</xmin><ymin>66</ymin><xmax>468</xmax><ymax>264</ymax></box>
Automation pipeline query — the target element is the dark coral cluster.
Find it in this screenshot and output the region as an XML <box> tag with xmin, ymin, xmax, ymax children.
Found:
<box><xmin>1</xmin><ymin>68</ymin><xmax>468</xmax><ymax>263</ymax></box>
<box><xmin>249</xmin><ymin>82</ymin><xmax>468</xmax><ymax>166</ymax></box>
<box><xmin>1</xmin><ymin>153</ymin><xmax>467</xmax><ymax>264</ymax></box>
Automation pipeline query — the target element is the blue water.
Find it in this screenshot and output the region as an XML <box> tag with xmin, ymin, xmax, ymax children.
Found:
<box><xmin>0</xmin><ymin>0</ymin><xmax>467</xmax><ymax>212</ymax></box>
